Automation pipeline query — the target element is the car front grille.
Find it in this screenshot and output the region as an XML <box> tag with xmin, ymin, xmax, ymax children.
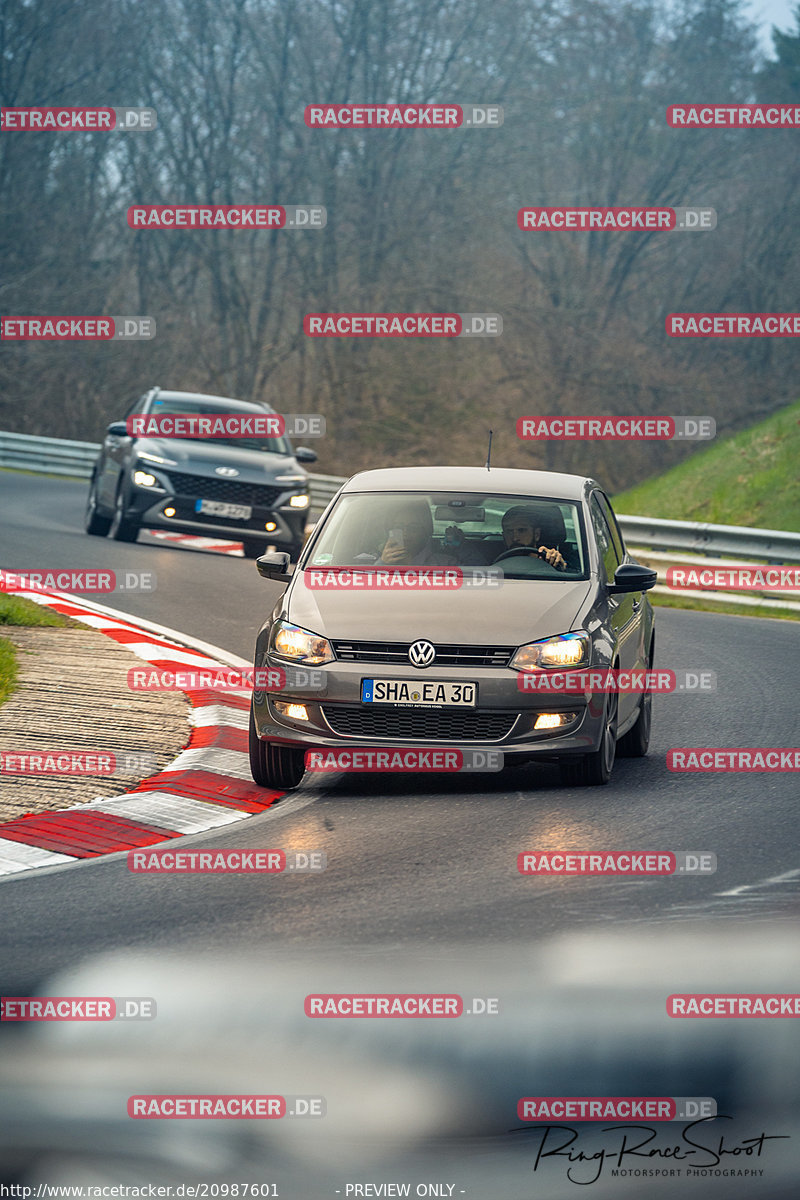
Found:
<box><xmin>331</xmin><ymin>641</ymin><xmax>516</xmax><ymax>668</ymax></box>
<box><xmin>321</xmin><ymin>704</ymin><xmax>518</xmax><ymax>741</ymax></box>
<box><xmin>165</xmin><ymin>470</ymin><xmax>284</xmax><ymax>508</ymax></box>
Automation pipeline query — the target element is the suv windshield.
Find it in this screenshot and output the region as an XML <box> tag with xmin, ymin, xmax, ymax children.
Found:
<box><xmin>306</xmin><ymin>491</ymin><xmax>587</xmax><ymax>578</ymax></box>
<box><xmin>147</xmin><ymin>398</ymin><xmax>292</xmax><ymax>455</ymax></box>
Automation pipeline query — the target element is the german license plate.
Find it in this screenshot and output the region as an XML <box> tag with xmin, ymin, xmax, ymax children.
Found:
<box><xmin>361</xmin><ymin>679</ymin><xmax>477</xmax><ymax>707</ymax></box>
<box><xmin>195</xmin><ymin>498</ymin><xmax>252</xmax><ymax>520</ymax></box>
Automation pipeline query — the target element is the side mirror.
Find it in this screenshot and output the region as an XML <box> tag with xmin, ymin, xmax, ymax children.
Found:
<box><xmin>295</xmin><ymin>446</ymin><xmax>317</xmax><ymax>464</ymax></box>
<box><xmin>106</xmin><ymin>421</ymin><xmax>129</xmax><ymax>437</ymax></box>
<box><xmin>609</xmin><ymin>561</ymin><xmax>658</xmax><ymax>594</ymax></box>
<box><xmin>256</xmin><ymin>552</ymin><xmax>293</xmax><ymax>583</ymax></box>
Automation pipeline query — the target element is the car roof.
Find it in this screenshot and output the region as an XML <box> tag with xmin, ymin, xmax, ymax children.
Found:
<box><xmin>339</xmin><ymin>466</ymin><xmax>597</xmax><ymax>501</ymax></box>
<box><xmin>150</xmin><ymin>390</ymin><xmax>276</xmax><ymax>415</ymax></box>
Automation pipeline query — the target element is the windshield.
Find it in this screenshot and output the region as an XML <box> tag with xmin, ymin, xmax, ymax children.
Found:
<box><xmin>146</xmin><ymin>398</ymin><xmax>293</xmax><ymax>455</ymax></box>
<box><xmin>306</xmin><ymin>491</ymin><xmax>587</xmax><ymax>579</ymax></box>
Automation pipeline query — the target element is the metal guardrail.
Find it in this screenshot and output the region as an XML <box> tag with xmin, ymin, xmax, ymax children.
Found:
<box><xmin>0</xmin><ymin>430</ymin><xmax>344</xmax><ymax>512</ymax></box>
<box><xmin>2</xmin><ymin>429</ymin><xmax>800</xmax><ymax>563</ymax></box>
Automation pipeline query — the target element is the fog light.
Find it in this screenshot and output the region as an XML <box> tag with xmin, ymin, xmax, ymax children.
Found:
<box><xmin>534</xmin><ymin>712</ymin><xmax>577</xmax><ymax>730</ymax></box>
<box><xmin>274</xmin><ymin>700</ymin><xmax>309</xmax><ymax>721</ymax></box>
<box><xmin>265</xmin><ymin>521</ymin><xmax>278</xmax><ymax>532</ymax></box>
<box><xmin>163</xmin><ymin>506</ymin><xmax>176</xmax><ymax>517</ymax></box>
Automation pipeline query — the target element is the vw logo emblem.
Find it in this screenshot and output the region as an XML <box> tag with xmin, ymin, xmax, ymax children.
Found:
<box><xmin>215</xmin><ymin>466</ymin><xmax>239</xmax><ymax>477</ymax></box>
<box><xmin>408</xmin><ymin>639</ymin><xmax>435</xmax><ymax>668</ymax></box>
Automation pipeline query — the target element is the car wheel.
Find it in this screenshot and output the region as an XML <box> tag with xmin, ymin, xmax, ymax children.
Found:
<box><xmin>248</xmin><ymin>701</ymin><xmax>306</xmax><ymax>789</ymax></box>
<box><xmin>559</xmin><ymin>688</ymin><xmax>618</xmax><ymax>787</ymax></box>
<box><xmin>84</xmin><ymin>476</ymin><xmax>112</xmax><ymax>537</ymax></box>
<box><xmin>617</xmin><ymin>639</ymin><xmax>654</xmax><ymax>758</ymax></box>
<box><xmin>617</xmin><ymin>689</ymin><xmax>651</xmax><ymax>758</ymax></box>
<box><xmin>242</xmin><ymin>540</ymin><xmax>267</xmax><ymax>559</ymax></box>
<box><xmin>109</xmin><ymin>483</ymin><xmax>140</xmax><ymax>543</ymax></box>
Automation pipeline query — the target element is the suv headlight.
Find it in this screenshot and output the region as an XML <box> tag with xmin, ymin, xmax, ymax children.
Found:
<box><xmin>270</xmin><ymin>620</ymin><xmax>334</xmax><ymax>666</ymax></box>
<box><xmin>133</xmin><ymin>469</ymin><xmax>161</xmax><ymax>488</ymax></box>
<box><xmin>510</xmin><ymin>632</ymin><xmax>590</xmax><ymax>671</ymax></box>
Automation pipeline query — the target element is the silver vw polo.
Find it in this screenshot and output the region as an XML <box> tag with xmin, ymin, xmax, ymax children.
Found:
<box><xmin>249</xmin><ymin>467</ymin><xmax>657</xmax><ymax>789</ymax></box>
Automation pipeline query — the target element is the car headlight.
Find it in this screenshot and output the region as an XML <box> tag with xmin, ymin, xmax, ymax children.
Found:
<box><xmin>133</xmin><ymin>469</ymin><xmax>160</xmax><ymax>488</ymax></box>
<box><xmin>289</xmin><ymin>494</ymin><xmax>310</xmax><ymax>509</ymax></box>
<box><xmin>510</xmin><ymin>632</ymin><xmax>591</xmax><ymax>671</ymax></box>
<box><xmin>270</xmin><ymin>620</ymin><xmax>334</xmax><ymax>666</ymax></box>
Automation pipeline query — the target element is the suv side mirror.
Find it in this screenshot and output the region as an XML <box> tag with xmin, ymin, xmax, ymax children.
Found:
<box><xmin>295</xmin><ymin>446</ymin><xmax>317</xmax><ymax>464</ymax></box>
<box><xmin>256</xmin><ymin>552</ymin><xmax>293</xmax><ymax>583</ymax></box>
<box><xmin>609</xmin><ymin>562</ymin><xmax>658</xmax><ymax>594</ymax></box>
<box><xmin>106</xmin><ymin>421</ymin><xmax>129</xmax><ymax>437</ymax></box>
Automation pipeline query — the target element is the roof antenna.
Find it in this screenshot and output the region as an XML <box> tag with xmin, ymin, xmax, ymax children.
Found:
<box><xmin>485</xmin><ymin>429</ymin><xmax>493</xmax><ymax>471</ymax></box>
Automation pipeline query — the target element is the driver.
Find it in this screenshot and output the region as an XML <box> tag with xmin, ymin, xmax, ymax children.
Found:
<box><xmin>497</xmin><ymin>505</ymin><xmax>567</xmax><ymax>570</ymax></box>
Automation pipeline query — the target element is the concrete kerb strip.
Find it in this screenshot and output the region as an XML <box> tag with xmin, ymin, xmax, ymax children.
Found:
<box><xmin>0</xmin><ymin>584</ymin><xmax>283</xmax><ymax>876</ymax></box>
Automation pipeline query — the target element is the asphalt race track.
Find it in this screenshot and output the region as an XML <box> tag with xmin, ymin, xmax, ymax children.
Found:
<box><xmin>1</xmin><ymin>471</ymin><xmax>799</xmax><ymax>1197</ymax></box>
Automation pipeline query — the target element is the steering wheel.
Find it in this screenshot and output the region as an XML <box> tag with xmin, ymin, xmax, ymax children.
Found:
<box><xmin>492</xmin><ymin>546</ymin><xmax>562</xmax><ymax>574</ymax></box>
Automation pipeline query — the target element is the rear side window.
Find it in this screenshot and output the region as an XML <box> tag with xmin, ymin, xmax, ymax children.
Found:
<box><xmin>589</xmin><ymin>495</ymin><xmax>621</xmax><ymax>583</ymax></box>
<box><xmin>596</xmin><ymin>492</ymin><xmax>625</xmax><ymax>562</ymax></box>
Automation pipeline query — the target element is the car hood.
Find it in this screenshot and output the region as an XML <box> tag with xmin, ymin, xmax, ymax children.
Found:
<box><xmin>287</xmin><ymin>574</ymin><xmax>594</xmax><ymax>647</ymax></box>
<box><xmin>136</xmin><ymin>438</ymin><xmax>305</xmax><ymax>481</ymax></box>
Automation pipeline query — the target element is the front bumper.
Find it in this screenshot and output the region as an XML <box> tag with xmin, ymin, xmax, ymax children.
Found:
<box><xmin>127</xmin><ymin>485</ymin><xmax>307</xmax><ymax>546</ymax></box>
<box><xmin>251</xmin><ymin>656</ymin><xmax>609</xmax><ymax>762</ymax></box>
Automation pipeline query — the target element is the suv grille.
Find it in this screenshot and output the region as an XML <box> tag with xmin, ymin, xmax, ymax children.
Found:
<box><xmin>165</xmin><ymin>470</ymin><xmax>284</xmax><ymax>508</ymax></box>
<box><xmin>331</xmin><ymin>641</ymin><xmax>516</xmax><ymax>668</ymax></box>
<box><xmin>321</xmin><ymin>705</ymin><xmax>517</xmax><ymax>741</ymax></box>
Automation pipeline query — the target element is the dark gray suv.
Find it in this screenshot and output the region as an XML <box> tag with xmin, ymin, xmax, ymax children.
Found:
<box><xmin>85</xmin><ymin>388</ymin><xmax>317</xmax><ymax>559</ymax></box>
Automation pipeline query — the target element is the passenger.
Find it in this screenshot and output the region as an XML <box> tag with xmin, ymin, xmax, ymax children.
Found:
<box><xmin>378</xmin><ymin>500</ymin><xmax>454</xmax><ymax>566</ymax></box>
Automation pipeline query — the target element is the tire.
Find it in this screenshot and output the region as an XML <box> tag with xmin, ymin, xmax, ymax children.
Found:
<box><xmin>249</xmin><ymin>701</ymin><xmax>306</xmax><ymax>789</ymax></box>
<box><xmin>109</xmin><ymin>483</ymin><xmax>140</xmax><ymax>543</ymax></box>
<box><xmin>617</xmin><ymin>639</ymin><xmax>654</xmax><ymax>758</ymax></box>
<box><xmin>242</xmin><ymin>540</ymin><xmax>267</xmax><ymax>559</ymax></box>
<box><xmin>559</xmin><ymin>688</ymin><xmax>618</xmax><ymax>787</ymax></box>
<box><xmin>617</xmin><ymin>690</ymin><xmax>651</xmax><ymax>758</ymax></box>
<box><xmin>84</xmin><ymin>476</ymin><xmax>112</xmax><ymax>537</ymax></box>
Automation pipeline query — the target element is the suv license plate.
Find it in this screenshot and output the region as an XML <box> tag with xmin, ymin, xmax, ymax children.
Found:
<box><xmin>195</xmin><ymin>499</ymin><xmax>252</xmax><ymax>520</ymax></box>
